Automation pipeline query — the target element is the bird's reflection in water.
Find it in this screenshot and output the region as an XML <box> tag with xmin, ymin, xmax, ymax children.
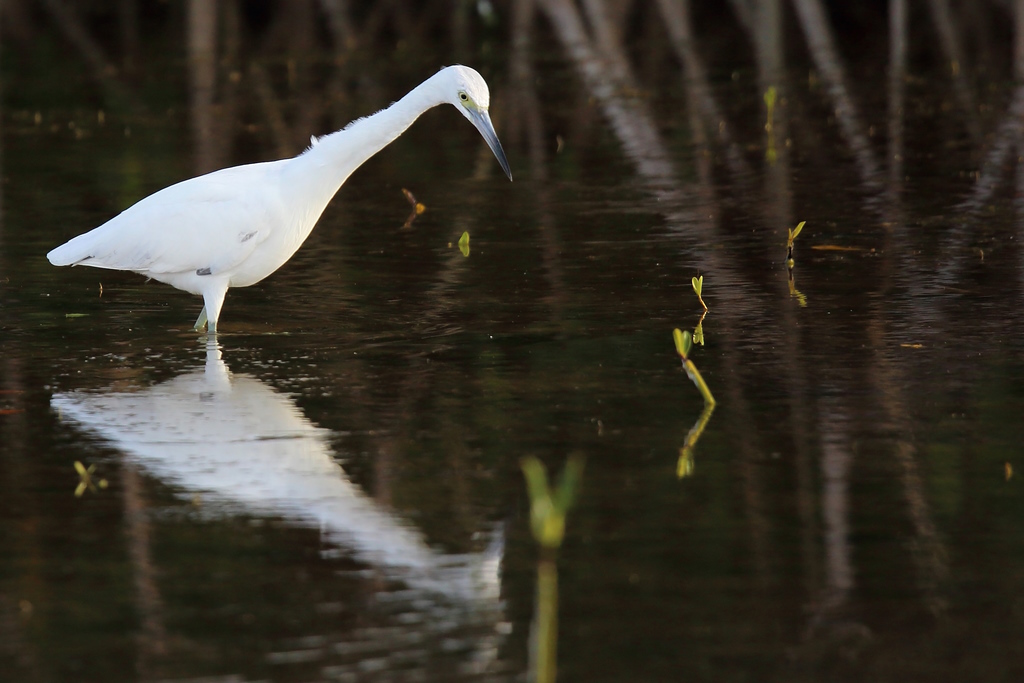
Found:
<box><xmin>52</xmin><ymin>339</ymin><xmax>506</xmax><ymax>674</ymax></box>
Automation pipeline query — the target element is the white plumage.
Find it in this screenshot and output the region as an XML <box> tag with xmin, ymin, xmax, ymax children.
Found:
<box><xmin>52</xmin><ymin>341</ymin><xmax>505</xmax><ymax>604</ymax></box>
<box><xmin>48</xmin><ymin>65</ymin><xmax>511</xmax><ymax>332</ymax></box>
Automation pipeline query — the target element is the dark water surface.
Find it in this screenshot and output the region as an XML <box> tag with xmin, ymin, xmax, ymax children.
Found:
<box><xmin>4</xmin><ymin>7</ymin><xmax>1024</xmax><ymax>683</ymax></box>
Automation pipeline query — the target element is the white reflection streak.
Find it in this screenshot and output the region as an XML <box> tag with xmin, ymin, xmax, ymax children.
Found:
<box><xmin>791</xmin><ymin>0</ymin><xmax>882</xmax><ymax>192</ymax></box>
<box><xmin>818</xmin><ymin>404</ymin><xmax>853</xmax><ymax>612</ymax></box>
<box><xmin>51</xmin><ymin>341</ymin><xmax>503</xmax><ymax>606</ymax></box>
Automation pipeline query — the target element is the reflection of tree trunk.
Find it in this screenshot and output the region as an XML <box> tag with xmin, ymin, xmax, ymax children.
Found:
<box><xmin>188</xmin><ymin>0</ymin><xmax>218</xmax><ymax>174</ymax></box>
<box><xmin>374</xmin><ymin>438</ymin><xmax>396</xmax><ymax>507</ymax></box>
<box><xmin>119</xmin><ymin>0</ymin><xmax>140</xmax><ymax>76</ymax></box>
<box><xmin>794</xmin><ymin>396</ymin><xmax>871</xmax><ymax>661</ymax></box>
<box><xmin>726</xmin><ymin>0</ymin><xmax>753</xmax><ymax>35</ymax></box>
<box><xmin>815</xmin><ymin>399</ymin><xmax>854</xmax><ymax>619</ymax></box>
<box><xmin>452</xmin><ymin>0</ymin><xmax>471</xmax><ymax>64</ymax></box>
<box><xmin>926</xmin><ymin>0</ymin><xmax>982</xmax><ymax>144</ymax></box>
<box><xmin>1016</xmin><ymin>0</ymin><xmax>1024</xmax><ymax>79</ymax></box>
<box><xmin>250</xmin><ymin>1</ymin><xmax>329</xmax><ymax>158</ymax></box>
<box><xmin>791</xmin><ymin>0</ymin><xmax>882</xmax><ymax>192</ymax></box>
<box><xmin>122</xmin><ymin>464</ymin><xmax>168</xmax><ymax>677</ymax></box>
<box><xmin>748</xmin><ymin>0</ymin><xmax>825</xmax><ymax>608</ymax></box>
<box><xmin>319</xmin><ymin>0</ymin><xmax>356</xmax><ymax>53</ymax></box>
<box><xmin>537</xmin><ymin>0</ymin><xmax>677</xmax><ymax>185</ymax></box>
<box><xmin>536</xmin><ymin>0</ymin><xmax>770</xmax><ymax>319</ymax></box>
<box><xmin>0</xmin><ymin>357</ymin><xmax>39</xmax><ymax>677</ymax></box>
<box><xmin>41</xmin><ymin>0</ymin><xmax>133</xmax><ymax>104</ymax></box>
<box><xmin>655</xmin><ymin>0</ymin><xmax>751</xmax><ymax>180</ymax></box>
<box><xmin>42</xmin><ymin>0</ymin><xmax>117</xmax><ymax>78</ymax></box>
<box><xmin>888</xmin><ymin>0</ymin><xmax>906</xmax><ymax>206</ymax></box>
<box><xmin>0</xmin><ymin>9</ymin><xmax>3</xmax><ymax>229</ymax></box>
<box><xmin>1</xmin><ymin>0</ymin><xmax>36</xmax><ymax>45</ymax></box>
<box><xmin>250</xmin><ymin>62</ymin><xmax>295</xmax><ymax>159</ymax></box>
<box><xmin>958</xmin><ymin>86</ymin><xmax>1024</xmax><ymax>217</ymax></box>
<box><xmin>882</xmin><ymin>0</ymin><xmax>920</xmax><ymax>291</ymax></box>
<box><xmin>941</xmin><ymin>86</ymin><xmax>1024</xmax><ymax>287</ymax></box>
<box><xmin>863</xmin><ymin>319</ymin><xmax>950</xmax><ymax>614</ymax></box>
<box><xmin>510</xmin><ymin>0</ymin><xmax>568</xmax><ymax>323</ymax></box>
<box><xmin>537</xmin><ymin>0</ymin><xmax>776</xmax><ymax>590</ymax></box>
<box><xmin>1018</xmin><ymin>82</ymin><xmax>1024</xmax><ymax>292</ymax></box>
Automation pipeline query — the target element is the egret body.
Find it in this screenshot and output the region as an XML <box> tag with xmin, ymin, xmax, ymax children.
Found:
<box><xmin>47</xmin><ymin>65</ymin><xmax>511</xmax><ymax>332</ymax></box>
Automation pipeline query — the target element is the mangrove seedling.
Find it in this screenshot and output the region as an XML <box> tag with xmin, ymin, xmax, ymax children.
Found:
<box><xmin>673</xmin><ymin>327</ymin><xmax>692</xmax><ymax>360</ymax></box>
<box><xmin>692</xmin><ymin>275</ymin><xmax>708</xmax><ymax>311</ymax></box>
<box><xmin>678</xmin><ymin>402</ymin><xmax>715</xmax><ymax>479</ymax></box>
<box><xmin>672</xmin><ymin>328</ymin><xmax>716</xmax><ymax>406</ymax></box>
<box><xmin>788</xmin><ymin>268</ymin><xmax>807</xmax><ymax>307</ymax></box>
<box><xmin>671</xmin><ymin>328</ymin><xmax>717</xmax><ymax>478</ymax></box>
<box><xmin>786</xmin><ymin>220</ymin><xmax>805</xmax><ymax>267</ymax></box>
<box><xmin>521</xmin><ymin>455</ymin><xmax>585</xmax><ymax>550</ymax></box>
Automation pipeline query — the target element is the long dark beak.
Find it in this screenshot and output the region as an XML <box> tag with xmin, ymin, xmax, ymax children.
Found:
<box><xmin>469</xmin><ymin>108</ymin><xmax>512</xmax><ymax>181</ymax></box>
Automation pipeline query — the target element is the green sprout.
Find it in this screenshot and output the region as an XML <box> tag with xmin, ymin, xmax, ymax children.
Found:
<box><xmin>531</xmin><ymin>555</ymin><xmax>559</xmax><ymax>683</ymax></box>
<box><xmin>786</xmin><ymin>221</ymin><xmax>807</xmax><ymax>305</ymax></box>
<box><xmin>673</xmin><ymin>327</ymin><xmax>692</xmax><ymax>360</ymax></box>
<box><xmin>74</xmin><ymin>461</ymin><xmax>108</xmax><ymax>497</ymax></box>
<box><xmin>458</xmin><ymin>230</ymin><xmax>470</xmax><ymax>257</ymax></box>
<box><xmin>692</xmin><ymin>275</ymin><xmax>707</xmax><ymax>311</ymax></box>
<box><xmin>788</xmin><ymin>268</ymin><xmax>807</xmax><ymax>307</ymax></box>
<box><xmin>672</xmin><ymin>328</ymin><xmax>715</xmax><ymax>406</ymax></box>
<box><xmin>678</xmin><ymin>403</ymin><xmax>715</xmax><ymax>478</ymax></box>
<box><xmin>521</xmin><ymin>455</ymin><xmax>585</xmax><ymax>550</ymax></box>
<box><xmin>786</xmin><ymin>220</ymin><xmax>805</xmax><ymax>267</ymax></box>
<box><xmin>671</xmin><ymin>328</ymin><xmax>717</xmax><ymax>478</ymax></box>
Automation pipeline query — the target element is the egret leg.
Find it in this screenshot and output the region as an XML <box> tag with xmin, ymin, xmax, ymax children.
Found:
<box><xmin>193</xmin><ymin>306</ymin><xmax>208</xmax><ymax>332</ymax></box>
<box><xmin>201</xmin><ymin>282</ymin><xmax>230</xmax><ymax>335</ymax></box>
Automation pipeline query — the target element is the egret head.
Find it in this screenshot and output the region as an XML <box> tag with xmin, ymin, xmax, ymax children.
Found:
<box><xmin>442</xmin><ymin>65</ymin><xmax>512</xmax><ymax>181</ymax></box>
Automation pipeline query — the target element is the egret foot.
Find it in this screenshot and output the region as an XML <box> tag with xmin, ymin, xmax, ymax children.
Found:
<box><xmin>193</xmin><ymin>306</ymin><xmax>208</xmax><ymax>332</ymax></box>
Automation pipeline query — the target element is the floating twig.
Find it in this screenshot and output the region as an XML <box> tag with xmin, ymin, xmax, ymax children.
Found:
<box><xmin>401</xmin><ymin>187</ymin><xmax>427</xmax><ymax>228</ymax></box>
<box><xmin>74</xmin><ymin>460</ymin><xmax>108</xmax><ymax>497</ymax></box>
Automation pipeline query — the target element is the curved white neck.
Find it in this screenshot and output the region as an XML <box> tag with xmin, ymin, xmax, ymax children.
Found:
<box><xmin>282</xmin><ymin>72</ymin><xmax>448</xmax><ymax>212</ymax></box>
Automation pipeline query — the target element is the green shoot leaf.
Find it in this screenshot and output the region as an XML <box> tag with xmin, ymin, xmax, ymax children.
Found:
<box><xmin>521</xmin><ymin>455</ymin><xmax>585</xmax><ymax>549</ymax></box>
<box><xmin>673</xmin><ymin>328</ymin><xmax>692</xmax><ymax>359</ymax></box>
<box><xmin>692</xmin><ymin>275</ymin><xmax>708</xmax><ymax>311</ymax></box>
<box><xmin>787</xmin><ymin>221</ymin><xmax>805</xmax><ymax>248</ymax></box>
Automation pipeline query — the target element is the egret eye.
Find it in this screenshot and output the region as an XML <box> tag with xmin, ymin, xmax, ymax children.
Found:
<box><xmin>459</xmin><ymin>92</ymin><xmax>469</xmax><ymax>102</ymax></box>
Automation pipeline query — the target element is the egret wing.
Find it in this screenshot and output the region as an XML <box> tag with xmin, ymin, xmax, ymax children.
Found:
<box><xmin>49</xmin><ymin>162</ymin><xmax>284</xmax><ymax>275</ymax></box>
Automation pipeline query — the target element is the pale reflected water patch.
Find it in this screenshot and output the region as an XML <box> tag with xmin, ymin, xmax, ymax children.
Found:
<box><xmin>51</xmin><ymin>339</ymin><xmax>508</xmax><ymax>679</ymax></box>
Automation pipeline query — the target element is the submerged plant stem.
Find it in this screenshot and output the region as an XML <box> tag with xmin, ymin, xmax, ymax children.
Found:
<box><xmin>530</xmin><ymin>557</ymin><xmax>559</xmax><ymax>683</ymax></box>
<box><xmin>678</xmin><ymin>401</ymin><xmax>716</xmax><ymax>478</ymax></box>
<box><xmin>683</xmin><ymin>358</ymin><xmax>716</xmax><ymax>406</ymax></box>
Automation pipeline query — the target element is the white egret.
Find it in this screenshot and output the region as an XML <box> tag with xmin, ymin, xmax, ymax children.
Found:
<box><xmin>47</xmin><ymin>65</ymin><xmax>511</xmax><ymax>332</ymax></box>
